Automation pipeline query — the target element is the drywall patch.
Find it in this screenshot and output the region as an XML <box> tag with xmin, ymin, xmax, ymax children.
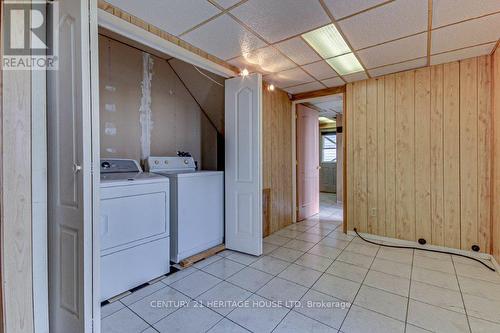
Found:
<box><xmin>139</xmin><ymin>52</ymin><xmax>154</xmax><ymax>160</ymax></box>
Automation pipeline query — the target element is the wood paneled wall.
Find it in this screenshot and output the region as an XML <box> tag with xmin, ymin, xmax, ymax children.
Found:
<box><xmin>346</xmin><ymin>55</ymin><xmax>494</xmax><ymax>253</ymax></box>
<box><xmin>262</xmin><ymin>87</ymin><xmax>293</xmax><ymax>236</ymax></box>
<box><xmin>493</xmin><ymin>46</ymin><xmax>500</xmax><ymax>262</ymax></box>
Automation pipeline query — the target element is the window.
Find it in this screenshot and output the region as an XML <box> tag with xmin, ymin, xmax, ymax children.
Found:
<box><xmin>321</xmin><ymin>132</ymin><xmax>336</xmax><ymax>163</ymax></box>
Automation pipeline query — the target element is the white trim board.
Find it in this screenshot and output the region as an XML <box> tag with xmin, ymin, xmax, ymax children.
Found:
<box><xmin>97</xmin><ymin>9</ymin><xmax>236</xmax><ymax>79</ymax></box>
<box><xmin>347</xmin><ymin>230</ymin><xmax>500</xmax><ymax>276</ymax></box>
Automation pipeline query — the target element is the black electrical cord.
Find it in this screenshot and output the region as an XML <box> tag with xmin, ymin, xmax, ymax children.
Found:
<box><xmin>353</xmin><ymin>228</ymin><xmax>496</xmax><ymax>272</ymax></box>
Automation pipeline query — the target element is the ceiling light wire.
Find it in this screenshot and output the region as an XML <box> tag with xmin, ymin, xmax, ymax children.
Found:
<box><xmin>192</xmin><ymin>65</ymin><xmax>224</xmax><ymax>87</ymax></box>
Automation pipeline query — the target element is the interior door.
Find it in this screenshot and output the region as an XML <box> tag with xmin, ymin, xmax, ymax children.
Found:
<box><xmin>225</xmin><ymin>73</ymin><xmax>263</xmax><ymax>256</ymax></box>
<box><xmin>297</xmin><ymin>104</ymin><xmax>320</xmax><ymax>221</ymax></box>
<box><xmin>47</xmin><ymin>0</ymin><xmax>96</xmax><ymax>332</ymax></box>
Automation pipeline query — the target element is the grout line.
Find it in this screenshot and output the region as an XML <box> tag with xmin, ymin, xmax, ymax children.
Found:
<box><xmin>404</xmin><ymin>248</ymin><xmax>415</xmax><ymax>332</ymax></box>
<box><xmin>451</xmin><ymin>256</ymin><xmax>474</xmax><ymax>333</ymax></box>
<box><xmin>336</xmin><ymin>242</ymin><xmax>382</xmax><ymax>331</ymax></box>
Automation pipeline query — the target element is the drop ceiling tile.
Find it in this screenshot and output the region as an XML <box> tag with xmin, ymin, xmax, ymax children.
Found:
<box><xmin>228</xmin><ymin>46</ymin><xmax>295</xmax><ymax>74</ymax></box>
<box><xmin>357</xmin><ymin>32</ymin><xmax>427</xmax><ymax>69</ymax></box>
<box><xmin>323</xmin><ymin>0</ymin><xmax>388</xmax><ymax>20</ymax></box>
<box><xmin>183</xmin><ymin>14</ymin><xmax>266</xmax><ymax>60</ymax></box>
<box><xmin>343</xmin><ymin>71</ymin><xmax>369</xmax><ymax>82</ymax></box>
<box><xmin>368</xmin><ymin>58</ymin><xmax>427</xmax><ymax>77</ymax></box>
<box><xmin>430</xmin><ymin>43</ymin><xmax>496</xmax><ymax>66</ymax></box>
<box><xmin>432</xmin><ymin>0</ymin><xmax>500</xmax><ymax>28</ymax></box>
<box><xmin>338</xmin><ymin>0</ymin><xmax>427</xmax><ymax>50</ymax></box>
<box><xmin>230</xmin><ymin>0</ymin><xmax>330</xmax><ymax>43</ymax></box>
<box><xmin>302</xmin><ymin>61</ymin><xmax>339</xmax><ymax>80</ymax></box>
<box><xmin>284</xmin><ymin>82</ymin><xmax>325</xmax><ymax>95</ymax></box>
<box><xmin>106</xmin><ymin>0</ymin><xmax>221</xmax><ymax>36</ymax></box>
<box><xmin>431</xmin><ymin>13</ymin><xmax>500</xmax><ymax>54</ymax></box>
<box><xmin>321</xmin><ymin>77</ymin><xmax>345</xmax><ymax>88</ymax></box>
<box><xmin>264</xmin><ymin>67</ymin><xmax>314</xmax><ymax>88</ymax></box>
<box><xmin>212</xmin><ymin>0</ymin><xmax>241</xmax><ymax>9</ymax></box>
<box><xmin>274</xmin><ymin>37</ymin><xmax>322</xmax><ymax>65</ymax></box>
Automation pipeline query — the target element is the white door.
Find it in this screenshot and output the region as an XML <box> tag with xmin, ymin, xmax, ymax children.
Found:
<box><xmin>47</xmin><ymin>0</ymin><xmax>97</xmax><ymax>332</ymax></box>
<box><xmin>225</xmin><ymin>73</ymin><xmax>263</xmax><ymax>256</ymax></box>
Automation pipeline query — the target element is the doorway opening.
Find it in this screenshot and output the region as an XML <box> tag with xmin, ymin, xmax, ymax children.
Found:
<box><xmin>295</xmin><ymin>93</ymin><xmax>344</xmax><ymax>231</ymax></box>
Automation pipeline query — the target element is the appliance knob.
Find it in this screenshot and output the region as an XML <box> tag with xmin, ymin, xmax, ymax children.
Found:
<box><xmin>184</xmin><ymin>159</ymin><xmax>189</xmax><ymax>164</ymax></box>
<box><xmin>154</xmin><ymin>160</ymin><xmax>159</xmax><ymax>165</ymax></box>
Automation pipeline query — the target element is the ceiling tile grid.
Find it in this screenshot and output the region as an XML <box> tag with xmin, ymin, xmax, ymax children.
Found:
<box><xmin>302</xmin><ymin>61</ymin><xmax>339</xmax><ymax>80</ymax></box>
<box><xmin>182</xmin><ymin>14</ymin><xmax>266</xmax><ymax>60</ymax></box>
<box><xmin>323</xmin><ymin>0</ymin><xmax>388</xmax><ymax>20</ymax></box>
<box><xmin>431</xmin><ymin>12</ymin><xmax>500</xmax><ymax>54</ymax></box>
<box><xmin>430</xmin><ymin>42</ymin><xmax>497</xmax><ymax>66</ymax></box>
<box><xmin>264</xmin><ymin>67</ymin><xmax>315</xmax><ymax>88</ymax></box>
<box><xmin>432</xmin><ymin>0</ymin><xmax>500</xmax><ymax>28</ymax></box>
<box><xmin>321</xmin><ymin>77</ymin><xmax>345</xmax><ymax>88</ymax></box>
<box><xmin>107</xmin><ymin>0</ymin><xmax>221</xmax><ymax>36</ymax></box>
<box><xmin>230</xmin><ymin>0</ymin><xmax>331</xmax><ymax>43</ymax></box>
<box><xmin>274</xmin><ymin>37</ymin><xmax>322</xmax><ymax>65</ymax></box>
<box><xmin>338</xmin><ymin>0</ymin><xmax>428</xmax><ymax>50</ymax></box>
<box><xmin>105</xmin><ymin>0</ymin><xmax>500</xmax><ymax>94</ymax></box>
<box><xmin>357</xmin><ymin>32</ymin><xmax>427</xmax><ymax>69</ymax></box>
<box><xmin>284</xmin><ymin>81</ymin><xmax>325</xmax><ymax>94</ymax></box>
<box><xmin>368</xmin><ymin>57</ymin><xmax>427</xmax><ymax>77</ymax></box>
<box><xmin>228</xmin><ymin>46</ymin><xmax>296</xmax><ymax>74</ymax></box>
<box><xmin>343</xmin><ymin>71</ymin><xmax>369</xmax><ymax>82</ymax></box>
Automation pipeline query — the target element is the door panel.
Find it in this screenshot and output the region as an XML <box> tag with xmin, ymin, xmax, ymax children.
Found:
<box><xmin>47</xmin><ymin>0</ymin><xmax>94</xmax><ymax>332</ymax></box>
<box><xmin>297</xmin><ymin>105</ymin><xmax>320</xmax><ymax>221</ymax></box>
<box><xmin>225</xmin><ymin>74</ymin><xmax>263</xmax><ymax>255</ymax></box>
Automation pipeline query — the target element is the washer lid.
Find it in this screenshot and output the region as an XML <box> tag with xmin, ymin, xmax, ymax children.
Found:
<box><xmin>100</xmin><ymin>172</ymin><xmax>169</xmax><ymax>187</ymax></box>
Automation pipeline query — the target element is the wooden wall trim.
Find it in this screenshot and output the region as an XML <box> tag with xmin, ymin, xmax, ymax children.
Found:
<box><xmin>97</xmin><ymin>0</ymin><xmax>239</xmax><ymax>75</ymax></box>
<box><xmin>492</xmin><ymin>46</ymin><xmax>500</xmax><ymax>262</ymax></box>
<box><xmin>291</xmin><ymin>85</ymin><xmax>346</xmax><ymax>101</ymax></box>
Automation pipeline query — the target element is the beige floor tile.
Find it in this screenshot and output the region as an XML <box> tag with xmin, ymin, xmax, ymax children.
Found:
<box><xmin>283</xmin><ymin>239</ymin><xmax>317</xmax><ymax>252</ymax></box>
<box><xmin>407</xmin><ymin>300</ymin><xmax>469</xmax><ymax>333</ymax></box>
<box><xmin>458</xmin><ymin>275</ymin><xmax>500</xmax><ymax>301</ymax></box>
<box><xmin>318</xmin><ymin>237</ymin><xmax>350</xmax><ymax>250</ymax></box>
<box><xmin>269</xmin><ymin>247</ymin><xmax>305</xmax><ymax>262</ymax></box>
<box><xmin>101</xmin><ymin>307</ymin><xmax>149</xmax><ymax>333</ymax></box>
<box><xmin>340</xmin><ymin>305</ymin><xmax>405</xmax><ymax>333</ymax></box>
<box><xmin>207</xmin><ymin>318</ymin><xmax>250</xmax><ymax>333</ymax></box>
<box><xmin>463</xmin><ymin>293</ymin><xmax>500</xmax><ymax>323</ymax></box>
<box><xmin>256</xmin><ymin>277</ymin><xmax>308</xmax><ymax>306</ymax></box>
<box><xmin>411</xmin><ymin>266</ymin><xmax>459</xmax><ymax>291</ymax></box>
<box><xmin>312</xmin><ymin>274</ymin><xmax>361</xmax><ymax>302</ymax></box>
<box><xmin>454</xmin><ymin>261</ymin><xmax>500</xmax><ymax>284</ymax></box>
<box><xmin>307</xmin><ymin>244</ymin><xmax>342</xmax><ymax>260</ymax></box>
<box><xmin>370</xmin><ymin>257</ymin><xmax>412</xmax><ymax>279</ymax></box>
<box><xmin>469</xmin><ymin>317</ymin><xmax>500</xmax><ymax>333</ymax></box>
<box><xmin>410</xmin><ymin>281</ymin><xmax>465</xmax><ymax>314</ymax></box>
<box><xmin>336</xmin><ymin>250</ymin><xmax>374</xmax><ymax>268</ymax></box>
<box><xmin>295</xmin><ymin>253</ymin><xmax>334</xmax><ymax>272</ymax></box>
<box><xmin>264</xmin><ymin>234</ymin><xmax>291</xmax><ymax>246</ymax></box>
<box><xmin>278</xmin><ymin>264</ymin><xmax>323</xmax><ymax>288</ymax></box>
<box><xmin>364</xmin><ymin>270</ymin><xmax>410</xmax><ymax>297</ymax></box>
<box><xmin>250</xmin><ymin>255</ymin><xmax>290</xmax><ymax>275</ymax></box>
<box><xmin>153</xmin><ymin>302</ymin><xmax>222</xmax><ymax>333</ymax></box>
<box><xmin>170</xmin><ymin>270</ymin><xmax>222</xmax><ymax>298</ymax></box>
<box><xmin>354</xmin><ymin>285</ymin><xmax>408</xmax><ymax>321</ymax></box>
<box><xmin>326</xmin><ymin>261</ymin><xmax>368</xmax><ymax>283</ymax></box>
<box><xmin>413</xmin><ymin>255</ymin><xmax>455</xmax><ymax>274</ymax></box>
<box><xmin>226</xmin><ymin>267</ymin><xmax>274</xmax><ymax>292</ymax></box>
<box><xmin>376</xmin><ymin>247</ymin><xmax>413</xmax><ymax>264</ymax></box>
<box><xmin>295</xmin><ymin>289</ymin><xmax>350</xmax><ymax>329</ymax></box>
<box><xmin>273</xmin><ymin>311</ymin><xmax>337</xmax><ymax>333</ymax></box>
<box><xmin>201</xmin><ymin>258</ymin><xmax>246</xmax><ymax>279</ymax></box>
<box><xmin>197</xmin><ymin>281</ymin><xmax>252</xmax><ymax>316</ymax></box>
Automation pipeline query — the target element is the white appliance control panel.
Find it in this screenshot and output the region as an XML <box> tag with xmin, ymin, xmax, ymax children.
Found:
<box><xmin>147</xmin><ymin>156</ymin><xmax>196</xmax><ymax>172</ymax></box>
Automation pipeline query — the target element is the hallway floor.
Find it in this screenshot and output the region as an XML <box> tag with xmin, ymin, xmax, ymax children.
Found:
<box><xmin>101</xmin><ymin>194</ymin><xmax>500</xmax><ymax>333</ymax></box>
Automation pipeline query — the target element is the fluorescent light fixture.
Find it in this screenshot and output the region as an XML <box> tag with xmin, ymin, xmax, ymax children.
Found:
<box><xmin>326</xmin><ymin>53</ymin><xmax>364</xmax><ymax>76</ymax></box>
<box><xmin>319</xmin><ymin>116</ymin><xmax>335</xmax><ymax>124</ymax></box>
<box><xmin>302</xmin><ymin>24</ymin><xmax>351</xmax><ymax>59</ymax></box>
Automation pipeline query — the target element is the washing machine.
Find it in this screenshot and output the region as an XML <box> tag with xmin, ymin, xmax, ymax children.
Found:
<box><xmin>100</xmin><ymin>159</ymin><xmax>170</xmax><ymax>301</ymax></box>
<box><xmin>147</xmin><ymin>156</ymin><xmax>224</xmax><ymax>263</ymax></box>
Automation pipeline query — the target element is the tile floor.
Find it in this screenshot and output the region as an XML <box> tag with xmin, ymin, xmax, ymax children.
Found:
<box><xmin>102</xmin><ymin>193</ymin><xmax>500</xmax><ymax>333</ymax></box>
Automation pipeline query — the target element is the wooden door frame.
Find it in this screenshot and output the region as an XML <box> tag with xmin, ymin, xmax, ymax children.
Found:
<box><xmin>290</xmin><ymin>88</ymin><xmax>348</xmax><ymax>233</ymax></box>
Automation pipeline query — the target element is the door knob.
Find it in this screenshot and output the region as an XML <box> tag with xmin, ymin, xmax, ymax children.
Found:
<box><xmin>73</xmin><ymin>163</ymin><xmax>82</xmax><ymax>173</ymax></box>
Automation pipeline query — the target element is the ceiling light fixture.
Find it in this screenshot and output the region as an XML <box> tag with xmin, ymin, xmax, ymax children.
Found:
<box><xmin>319</xmin><ymin>116</ymin><xmax>335</xmax><ymax>124</ymax></box>
<box><xmin>267</xmin><ymin>84</ymin><xmax>275</xmax><ymax>92</ymax></box>
<box><xmin>302</xmin><ymin>24</ymin><xmax>350</xmax><ymax>59</ymax></box>
<box><xmin>240</xmin><ymin>68</ymin><xmax>249</xmax><ymax>77</ymax></box>
<box><xmin>326</xmin><ymin>53</ymin><xmax>364</xmax><ymax>76</ymax></box>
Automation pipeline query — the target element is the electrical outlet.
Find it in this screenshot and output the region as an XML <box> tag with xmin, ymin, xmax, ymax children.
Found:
<box><xmin>370</xmin><ymin>208</ymin><xmax>377</xmax><ymax>217</ymax></box>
